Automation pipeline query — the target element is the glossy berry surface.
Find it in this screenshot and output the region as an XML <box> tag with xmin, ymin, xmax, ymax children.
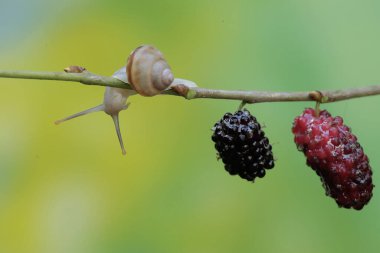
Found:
<box><xmin>292</xmin><ymin>108</ymin><xmax>373</xmax><ymax>210</ymax></box>
<box><xmin>212</xmin><ymin>109</ymin><xmax>275</xmax><ymax>182</ymax></box>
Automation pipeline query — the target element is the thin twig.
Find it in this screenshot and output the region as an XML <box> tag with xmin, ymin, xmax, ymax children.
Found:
<box><xmin>0</xmin><ymin>70</ymin><xmax>380</xmax><ymax>103</ymax></box>
<box><xmin>0</xmin><ymin>70</ymin><xmax>130</xmax><ymax>88</ymax></box>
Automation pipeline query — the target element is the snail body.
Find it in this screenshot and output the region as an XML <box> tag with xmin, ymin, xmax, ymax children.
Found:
<box><xmin>55</xmin><ymin>86</ymin><xmax>134</xmax><ymax>155</ymax></box>
<box><xmin>56</xmin><ymin>45</ymin><xmax>197</xmax><ymax>155</ymax></box>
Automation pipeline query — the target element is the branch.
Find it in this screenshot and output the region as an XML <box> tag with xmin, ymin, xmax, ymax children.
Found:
<box><xmin>0</xmin><ymin>70</ymin><xmax>131</xmax><ymax>89</ymax></box>
<box><xmin>0</xmin><ymin>69</ymin><xmax>380</xmax><ymax>103</ymax></box>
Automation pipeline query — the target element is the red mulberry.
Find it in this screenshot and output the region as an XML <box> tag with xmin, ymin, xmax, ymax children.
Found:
<box><xmin>212</xmin><ymin>109</ymin><xmax>275</xmax><ymax>182</ymax></box>
<box><xmin>292</xmin><ymin>108</ymin><xmax>373</xmax><ymax>210</ymax></box>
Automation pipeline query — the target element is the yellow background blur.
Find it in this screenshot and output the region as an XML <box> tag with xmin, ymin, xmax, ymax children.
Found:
<box><xmin>1</xmin><ymin>0</ymin><xmax>380</xmax><ymax>252</ymax></box>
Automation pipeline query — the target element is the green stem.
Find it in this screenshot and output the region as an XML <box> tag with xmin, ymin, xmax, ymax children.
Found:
<box><xmin>238</xmin><ymin>101</ymin><xmax>247</xmax><ymax>111</ymax></box>
<box><xmin>315</xmin><ymin>102</ymin><xmax>321</xmax><ymax>117</ymax></box>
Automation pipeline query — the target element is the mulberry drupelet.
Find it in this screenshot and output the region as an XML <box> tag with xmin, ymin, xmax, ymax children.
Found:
<box><xmin>212</xmin><ymin>109</ymin><xmax>275</xmax><ymax>182</ymax></box>
<box><xmin>292</xmin><ymin>108</ymin><xmax>374</xmax><ymax>210</ymax></box>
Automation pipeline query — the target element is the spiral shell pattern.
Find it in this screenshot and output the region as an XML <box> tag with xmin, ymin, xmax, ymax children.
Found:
<box><xmin>126</xmin><ymin>45</ymin><xmax>174</xmax><ymax>96</ymax></box>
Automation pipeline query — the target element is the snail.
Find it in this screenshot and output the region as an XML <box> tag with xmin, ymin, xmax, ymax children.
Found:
<box><xmin>55</xmin><ymin>45</ymin><xmax>197</xmax><ymax>155</ymax></box>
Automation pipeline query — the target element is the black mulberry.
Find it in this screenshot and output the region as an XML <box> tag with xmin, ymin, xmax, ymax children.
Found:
<box><xmin>212</xmin><ymin>109</ymin><xmax>275</xmax><ymax>182</ymax></box>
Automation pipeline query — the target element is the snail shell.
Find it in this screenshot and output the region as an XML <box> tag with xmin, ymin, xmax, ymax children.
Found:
<box><xmin>126</xmin><ymin>45</ymin><xmax>174</xmax><ymax>96</ymax></box>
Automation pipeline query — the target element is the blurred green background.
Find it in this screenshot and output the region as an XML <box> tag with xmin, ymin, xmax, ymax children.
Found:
<box><xmin>1</xmin><ymin>0</ymin><xmax>380</xmax><ymax>252</ymax></box>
